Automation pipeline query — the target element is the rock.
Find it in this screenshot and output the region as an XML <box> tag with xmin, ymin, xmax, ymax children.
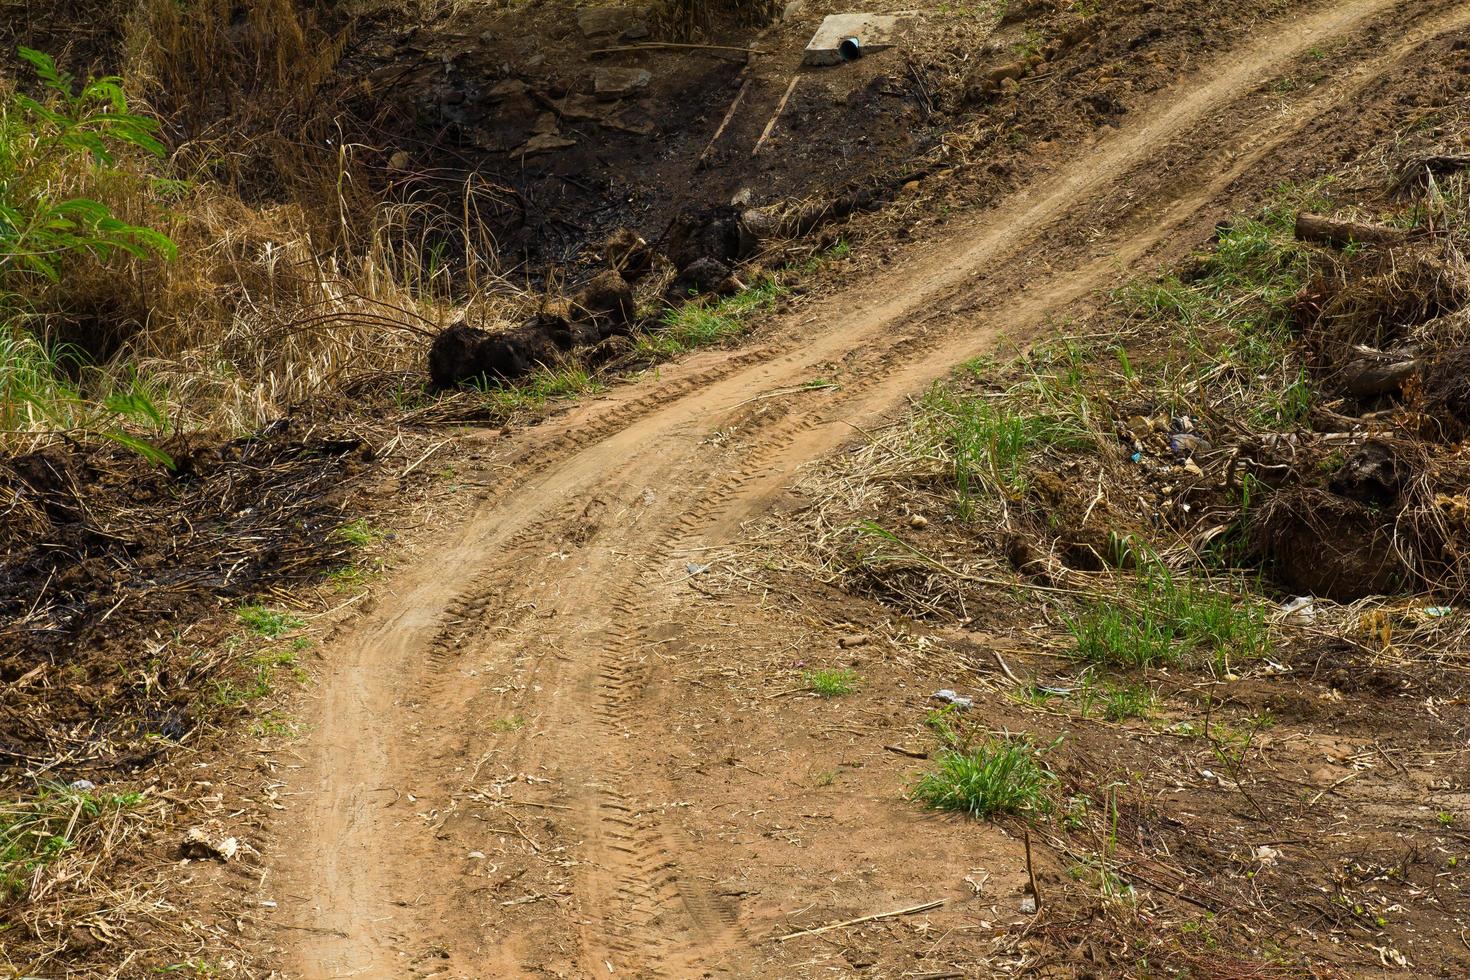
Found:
<box><xmin>576</xmin><ymin>6</ymin><xmax>650</xmax><ymax>40</ymax></box>
<box><xmin>571</xmin><ymin>270</ymin><xmax>636</xmax><ymax>336</ymax></box>
<box><xmin>486</xmin><ymin>78</ymin><xmax>529</xmax><ymax>100</ymax></box>
<box><xmin>182</xmin><ymin>824</ymin><xmax>238</xmax><ymax>862</ymax></box>
<box><xmin>593</xmin><ymin>67</ymin><xmax>651</xmax><ymax>101</ymax></box>
<box><xmin>387</xmin><ymin>150</ymin><xmax>411</xmax><ymax>171</ymax></box>
<box><xmin>515</xmin><ymin>132</ymin><xmax>576</xmax><ymax>156</ymax></box>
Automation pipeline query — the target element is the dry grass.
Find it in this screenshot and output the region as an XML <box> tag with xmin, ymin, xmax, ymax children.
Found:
<box><xmin>0</xmin><ymin>783</ymin><xmax>173</xmax><ymax>977</ymax></box>
<box><xmin>0</xmin><ymin>0</ymin><xmax>546</xmax><ymax>448</ymax></box>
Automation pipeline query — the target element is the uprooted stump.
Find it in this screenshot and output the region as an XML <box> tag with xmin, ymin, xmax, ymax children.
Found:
<box><xmin>1295</xmin><ymin>244</ymin><xmax>1469</xmax><ymax>356</ymax></box>
<box><xmin>1252</xmin><ymin>488</ymin><xmax>1405</xmax><ymax>602</ymax></box>
<box><xmin>427</xmin><ymin>319</ymin><xmax>559</xmax><ymax>389</ymax></box>
<box><xmin>571</xmin><ymin>269</ymin><xmax>636</xmax><ymax>331</ymax></box>
<box><xmin>428</xmin><ymin>271</ymin><xmax>635</xmax><ymax>389</ymax></box>
<box><xmin>1328</xmin><ymin>440</ymin><xmax>1408</xmax><ymax>509</ymax></box>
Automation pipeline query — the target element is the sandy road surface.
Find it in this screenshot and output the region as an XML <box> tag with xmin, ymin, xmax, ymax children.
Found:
<box><xmin>265</xmin><ymin>2</ymin><xmax>1470</xmax><ymax>975</ymax></box>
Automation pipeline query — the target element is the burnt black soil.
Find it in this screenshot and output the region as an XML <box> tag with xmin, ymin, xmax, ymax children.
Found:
<box><xmin>0</xmin><ymin>423</ymin><xmax>380</xmax><ymax>773</ymax></box>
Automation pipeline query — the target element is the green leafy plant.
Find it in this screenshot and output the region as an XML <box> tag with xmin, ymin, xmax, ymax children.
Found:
<box><xmin>0</xmin><ymin>784</ymin><xmax>146</xmax><ymax>899</ymax></box>
<box><xmin>2</xmin><ymin>48</ymin><xmax>179</xmax><ymax>463</ymax></box>
<box><xmin>1</xmin><ymin>47</ymin><xmax>176</xmax><ymax>283</ymax></box>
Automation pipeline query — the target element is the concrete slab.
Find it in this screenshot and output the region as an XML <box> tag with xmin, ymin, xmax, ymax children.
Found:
<box><xmin>802</xmin><ymin>12</ymin><xmax>915</xmax><ymax>66</ymax></box>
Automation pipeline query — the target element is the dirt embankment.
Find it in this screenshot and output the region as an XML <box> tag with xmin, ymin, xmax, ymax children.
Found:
<box><xmin>766</xmin><ymin>25</ymin><xmax>1470</xmax><ymax>975</ymax></box>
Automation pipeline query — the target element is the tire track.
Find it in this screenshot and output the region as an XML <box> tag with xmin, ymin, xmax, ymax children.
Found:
<box><xmin>271</xmin><ymin>3</ymin><xmax>1470</xmax><ymax>975</ymax></box>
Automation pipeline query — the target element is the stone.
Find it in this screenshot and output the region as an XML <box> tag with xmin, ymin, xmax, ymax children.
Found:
<box><xmin>181</xmin><ymin>824</ymin><xmax>238</xmax><ymax>862</ymax></box>
<box><xmin>516</xmin><ymin>132</ymin><xmax>576</xmax><ymax>156</ymax></box>
<box><xmin>593</xmin><ymin>67</ymin><xmax>651</xmax><ymax>101</ymax></box>
<box><xmin>486</xmin><ymin>78</ymin><xmax>529</xmax><ymax>100</ymax></box>
<box><xmin>803</xmin><ymin>13</ymin><xmax>916</xmax><ymax>67</ymax></box>
<box><xmin>576</xmin><ymin>6</ymin><xmax>650</xmax><ymax>41</ymax></box>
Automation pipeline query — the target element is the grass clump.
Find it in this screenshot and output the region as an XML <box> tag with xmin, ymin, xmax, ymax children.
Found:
<box><xmin>1085</xmin><ymin>679</ymin><xmax>1156</xmax><ymax>722</ymax></box>
<box><xmin>1112</xmin><ymin>183</ymin><xmax>1335</xmax><ymax>433</ymax></box>
<box><xmin>0</xmin><ymin>785</ymin><xmax>147</xmax><ymax>900</ymax></box>
<box><xmin>237</xmin><ymin>604</ymin><xmax>305</xmax><ymax>639</ymax></box>
<box><xmin>920</xmin><ymin>383</ymin><xmax>1086</xmax><ymax>512</ymax></box>
<box><xmin>911</xmin><ymin>738</ymin><xmax>1055</xmax><ymax>819</ymax></box>
<box><xmin>639</xmin><ymin>278</ymin><xmax>786</xmax><ymax>358</ymax></box>
<box><xmin>479</xmin><ymin>363</ymin><xmax>606</xmax><ymax>413</ymax></box>
<box><xmin>1067</xmin><ymin>561</ymin><xmax>1270</xmax><ymax>669</ymax></box>
<box><xmin>330</xmin><ymin>518</ymin><xmax>382</xmax><ymax>548</ymax></box>
<box><xmin>804</xmin><ymin>667</ymin><xmax>861</xmax><ymax>697</ymax></box>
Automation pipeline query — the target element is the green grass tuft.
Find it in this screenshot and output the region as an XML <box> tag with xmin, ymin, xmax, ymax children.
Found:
<box><xmin>919</xmin><ymin>383</ymin><xmax>1087</xmax><ymax>514</ymax></box>
<box><xmin>638</xmin><ymin>278</ymin><xmax>786</xmax><ymax>358</ymax></box>
<box><xmin>479</xmin><ymin>363</ymin><xmax>606</xmax><ymax>413</ymax></box>
<box><xmin>330</xmin><ymin>518</ymin><xmax>381</xmax><ymax>547</ymax></box>
<box><xmin>1067</xmin><ymin>561</ymin><xmax>1270</xmax><ymax>669</ymax></box>
<box><xmin>805</xmin><ymin>667</ymin><xmax>860</xmax><ymax>698</ymax></box>
<box><xmin>237</xmin><ymin>604</ymin><xmax>305</xmax><ymax>639</ymax></box>
<box><xmin>911</xmin><ymin>739</ymin><xmax>1055</xmax><ymax>819</ymax></box>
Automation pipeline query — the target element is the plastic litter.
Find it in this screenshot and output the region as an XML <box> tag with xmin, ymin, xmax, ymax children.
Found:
<box><xmin>931</xmin><ymin>689</ymin><xmax>973</xmax><ymax>710</ymax></box>
<box><xmin>1278</xmin><ymin>596</ymin><xmax>1316</xmax><ymax>626</ymax></box>
<box><xmin>1169</xmin><ymin>432</ymin><xmax>1212</xmax><ymax>459</ymax></box>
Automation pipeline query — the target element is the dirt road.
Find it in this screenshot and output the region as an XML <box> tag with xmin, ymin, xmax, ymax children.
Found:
<box><xmin>265</xmin><ymin>2</ymin><xmax>1470</xmax><ymax>975</ymax></box>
